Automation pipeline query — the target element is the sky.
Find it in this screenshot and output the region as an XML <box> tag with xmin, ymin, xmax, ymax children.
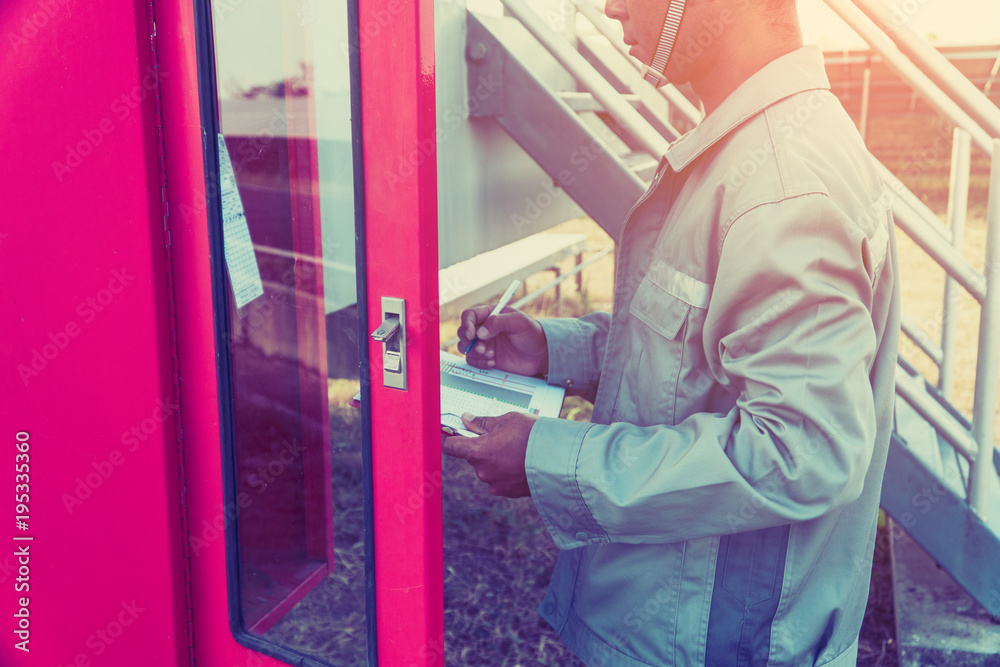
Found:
<box><xmin>798</xmin><ymin>0</ymin><xmax>1000</xmax><ymax>48</ymax></box>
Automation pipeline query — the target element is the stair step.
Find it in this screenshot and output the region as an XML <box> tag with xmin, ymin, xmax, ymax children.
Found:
<box><xmin>987</xmin><ymin>459</ymin><xmax>1000</xmax><ymax>539</ymax></box>
<box><xmin>894</xmin><ymin>393</ymin><xmax>965</xmax><ymax>496</ymax></box>
<box><xmin>468</xmin><ymin>13</ymin><xmax>647</xmax><ymax>241</ymax></box>
<box><xmin>883</xmin><ymin>397</ymin><xmax>1000</xmax><ymax>624</ymax></box>
<box><xmin>891</xmin><ymin>527</ymin><xmax>1000</xmax><ymax>666</ymax></box>
<box><xmin>616</xmin><ymin>150</ymin><xmax>658</xmax><ymax>181</ymax></box>
<box><xmin>557</xmin><ymin>91</ymin><xmax>640</xmax><ymax>112</ymax></box>
<box><xmin>892</xmin><ymin>361</ymin><xmax>1000</xmax><ymax>541</ymax></box>
<box><xmin>577</xmin><ymin>34</ymin><xmax>684</xmax><ymax>142</ymax></box>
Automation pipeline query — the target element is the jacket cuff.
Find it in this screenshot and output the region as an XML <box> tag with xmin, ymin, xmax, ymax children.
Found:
<box><xmin>526</xmin><ymin>416</ymin><xmax>608</xmax><ymax>550</ymax></box>
<box><xmin>538</xmin><ymin>318</ymin><xmax>597</xmax><ymax>392</ymax></box>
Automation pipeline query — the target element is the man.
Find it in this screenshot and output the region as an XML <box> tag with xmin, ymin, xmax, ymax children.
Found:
<box><xmin>442</xmin><ymin>0</ymin><xmax>899</xmax><ymax>664</ymax></box>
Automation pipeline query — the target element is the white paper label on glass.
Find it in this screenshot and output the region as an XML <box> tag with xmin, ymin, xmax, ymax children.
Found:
<box><xmin>218</xmin><ymin>133</ymin><xmax>264</xmax><ymax>312</ymax></box>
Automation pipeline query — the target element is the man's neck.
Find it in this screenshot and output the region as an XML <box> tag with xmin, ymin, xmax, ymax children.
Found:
<box><xmin>690</xmin><ymin>34</ymin><xmax>804</xmax><ymax>116</ymax></box>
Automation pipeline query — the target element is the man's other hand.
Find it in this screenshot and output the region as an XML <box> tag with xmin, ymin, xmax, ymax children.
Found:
<box><xmin>442</xmin><ymin>412</ymin><xmax>536</xmax><ymax>498</ymax></box>
<box><xmin>458</xmin><ymin>306</ymin><xmax>548</xmax><ymax>377</ymax></box>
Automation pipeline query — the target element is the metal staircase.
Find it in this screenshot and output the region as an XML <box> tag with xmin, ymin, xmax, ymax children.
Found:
<box><xmin>468</xmin><ymin>0</ymin><xmax>1000</xmax><ymax>623</ymax></box>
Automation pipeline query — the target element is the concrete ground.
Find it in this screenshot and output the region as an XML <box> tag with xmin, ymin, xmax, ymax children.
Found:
<box><xmin>892</xmin><ymin>525</ymin><xmax>1000</xmax><ymax>666</ymax></box>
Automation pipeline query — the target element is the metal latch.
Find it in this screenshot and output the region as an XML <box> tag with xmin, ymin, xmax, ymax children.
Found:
<box><xmin>369</xmin><ymin>297</ymin><xmax>406</xmax><ymax>390</ymax></box>
<box><xmin>370</xmin><ymin>315</ymin><xmax>400</xmax><ymax>343</ymax></box>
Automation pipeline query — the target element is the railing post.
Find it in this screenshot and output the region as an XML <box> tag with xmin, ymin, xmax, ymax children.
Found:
<box><xmin>940</xmin><ymin>128</ymin><xmax>972</xmax><ymax>401</ymax></box>
<box><xmin>821</xmin><ymin>0</ymin><xmax>994</xmax><ymax>154</ymax></box>
<box><xmin>859</xmin><ymin>63</ymin><xmax>871</xmax><ymax>142</ymax></box>
<box><xmin>969</xmin><ymin>139</ymin><xmax>1000</xmax><ymax>518</ymax></box>
<box><xmin>850</xmin><ymin>0</ymin><xmax>1000</xmax><ymax>140</ymax></box>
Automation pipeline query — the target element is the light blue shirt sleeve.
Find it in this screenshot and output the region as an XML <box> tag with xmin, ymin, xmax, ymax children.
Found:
<box><xmin>538</xmin><ymin>312</ymin><xmax>611</xmax><ymax>403</ymax></box>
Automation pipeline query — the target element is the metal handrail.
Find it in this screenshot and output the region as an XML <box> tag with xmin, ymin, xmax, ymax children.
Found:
<box><xmin>500</xmin><ymin>0</ymin><xmax>669</xmax><ymax>159</ymax></box>
<box><xmin>822</xmin><ymin>0</ymin><xmax>994</xmax><ymax>154</ymax></box>
<box><xmin>570</xmin><ymin>0</ymin><xmax>703</xmax><ymax>127</ymax></box>
<box><xmin>986</xmin><ymin>54</ymin><xmax>1000</xmax><ymax>96</ymax></box>
<box><xmin>573</xmin><ymin>37</ymin><xmax>685</xmax><ymax>142</ymax></box>
<box><xmin>886</xmin><ymin>183</ymin><xmax>986</xmax><ymax>304</ymax></box>
<box><xmin>900</xmin><ymin>315</ymin><xmax>944</xmax><ymax>366</ymax></box>
<box><xmin>969</xmin><ymin>139</ymin><xmax>1000</xmax><ymax>515</ymax></box>
<box><xmin>878</xmin><ymin>163</ymin><xmax>952</xmax><ymax>244</ymax></box>
<box><xmin>940</xmin><ymin>129</ymin><xmax>972</xmax><ymax>401</ymax></box>
<box><xmin>849</xmin><ymin>0</ymin><xmax>1000</xmax><ymax>140</ymax></box>
<box><xmin>895</xmin><ymin>367</ymin><xmax>978</xmax><ymax>463</ymax></box>
<box><xmin>819</xmin><ymin>0</ymin><xmax>1000</xmax><ymax>517</ymax></box>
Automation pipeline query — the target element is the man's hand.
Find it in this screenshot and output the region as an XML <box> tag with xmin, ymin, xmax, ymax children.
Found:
<box><xmin>442</xmin><ymin>412</ymin><xmax>536</xmax><ymax>497</ymax></box>
<box><xmin>458</xmin><ymin>306</ymin><xmax>548</xmax><ymax>377</ymax></box>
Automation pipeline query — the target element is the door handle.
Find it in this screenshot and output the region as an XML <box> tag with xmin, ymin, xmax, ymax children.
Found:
<box><xmin>370</xmin><ymin>315</ymin><xmax>400</xmax><ymax>343</ymax></box>
<box><xmin>370</xmin><ymin>297</ymin><xmax>406</xmax><ymax>390</ymax></box>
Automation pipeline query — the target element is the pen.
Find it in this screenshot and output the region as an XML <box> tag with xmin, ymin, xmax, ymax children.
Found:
<box><xmin>464</xmin><ymin>279</ymin><xmax>521</xmax><ymax>355</ymax></box>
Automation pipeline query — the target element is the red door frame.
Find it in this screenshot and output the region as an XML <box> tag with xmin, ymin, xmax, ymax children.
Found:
<box><xmin>159</xmin><ymin>0</ymin><xmax>444</xmax><ymax>664</ymax></box>
<box><xmin>159</xmin><ymin>0</ymin><xmax>341</xmax><ymax>663</ymax></box>
<box><xmin>359</xmin><ymin>0</ymin><xmax>445</xmax><ymax>662</ymax></box>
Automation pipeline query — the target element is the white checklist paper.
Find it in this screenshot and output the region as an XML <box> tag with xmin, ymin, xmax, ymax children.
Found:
<box><xmin>440</xmin><ymin>351</ymin><xmax>565</xmax><ymax>437</ymax></box>
<box><xmin>218</xmin><ymin>133</ymin><xmax>264</xmax><ymax>312</ymax></box>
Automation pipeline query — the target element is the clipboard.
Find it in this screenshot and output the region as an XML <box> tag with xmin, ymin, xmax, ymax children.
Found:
<box><xmin>350</xmin><ymin>351</ymin><xmax>566</xmax><ymax>437</ymax></box>
<box><xmin>439</xmin><ymin>351</ymin><xmax>565</xmax><ymax>437</ymax></box>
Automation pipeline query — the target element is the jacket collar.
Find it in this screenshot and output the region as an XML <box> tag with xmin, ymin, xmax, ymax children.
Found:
<box><xmin>664</xmin><ymin>45</ymin><xmax>832</xmax><ymax>172</ymax></box>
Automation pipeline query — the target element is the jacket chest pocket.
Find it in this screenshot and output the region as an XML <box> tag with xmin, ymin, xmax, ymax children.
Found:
<box><xmin>612</xmin><ymin>258</ymin><xmax>710</xmax><ymax>426</ymax></box>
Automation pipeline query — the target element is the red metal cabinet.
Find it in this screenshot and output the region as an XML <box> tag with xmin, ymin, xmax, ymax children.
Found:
<box><xmin>2</xmin><ymin>0</ymin><xmax>443</xmax><ymax>664</ymax></box>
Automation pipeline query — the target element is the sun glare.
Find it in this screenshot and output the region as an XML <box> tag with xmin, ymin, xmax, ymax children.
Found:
<box><xmin>797</xmin><ymin>0</ymin><xmax>1000</xmax><ymax>48</ymax></box>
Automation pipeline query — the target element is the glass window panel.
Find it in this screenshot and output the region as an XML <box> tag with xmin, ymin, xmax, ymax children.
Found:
<box><xmin>204</xmin><ymin>0</ymin><xmax>370</xmax><ymax>664</ymax></box>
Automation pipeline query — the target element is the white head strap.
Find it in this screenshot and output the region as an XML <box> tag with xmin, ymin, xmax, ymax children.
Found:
<box><xmin>643</xmin><ymin>0</ymin><xmax>687</xmax><ymax>86</ymax></box>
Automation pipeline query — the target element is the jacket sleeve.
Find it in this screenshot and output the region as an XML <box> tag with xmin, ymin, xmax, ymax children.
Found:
<box><xmin>538</xmin><ymin>312</ymin><xmax>612</xmax><ymax>403</ymax></box>
<box><xmin>526</xmin><ymin>194</ymin><xmax>887</xmax><ymax>550</ymax></box>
